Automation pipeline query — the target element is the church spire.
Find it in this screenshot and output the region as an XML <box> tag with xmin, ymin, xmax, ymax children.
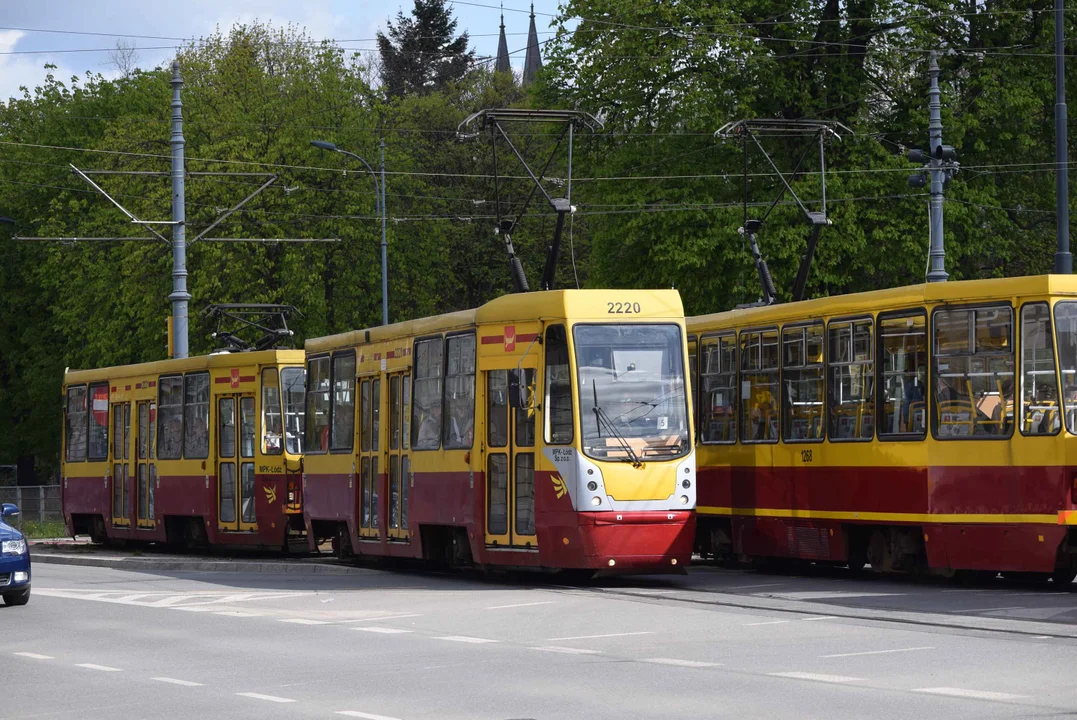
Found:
<box><xmin>495</xmin><ymin>4</ymin><xmax>511</xmax><ymax>75</ymax></box>
<box><xmin>522</xmin><ymin>2</ymin><xmax>542</xmax><ymax>86</ymax></box>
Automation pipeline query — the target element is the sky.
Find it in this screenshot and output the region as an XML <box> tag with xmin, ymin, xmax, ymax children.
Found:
<box><xmin>0</xmin><ymin>0</ymin><xmax>566</xmax><ymax>101</ymax></box>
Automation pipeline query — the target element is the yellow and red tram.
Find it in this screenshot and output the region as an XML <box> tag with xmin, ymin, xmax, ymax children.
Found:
<box><xmin>688</xmin><ymin>275</ymin><xmax>1077</xmax><ymax>581</ymax></box>
<box><xmin>62</xmin><ymin>350</ymin><xmax>306</xmax><ymax>549</ymax></box>
<box><xmin>302</xmin><ymin>289</ymin><xmax>696</xmax><ymax>572</ymax></box>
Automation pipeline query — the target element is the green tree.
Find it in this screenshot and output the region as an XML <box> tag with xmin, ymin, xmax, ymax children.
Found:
<box><xmin>377</xmin><ymin>0</ymin><xmax>475</xmax><ymax>98</ymax></box>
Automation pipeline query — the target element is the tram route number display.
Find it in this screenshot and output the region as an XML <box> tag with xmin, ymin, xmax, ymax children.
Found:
<box><xmin>607</xmin><ymin>301</ymin><xmax>642</xmax><ymax>314</ymax></box>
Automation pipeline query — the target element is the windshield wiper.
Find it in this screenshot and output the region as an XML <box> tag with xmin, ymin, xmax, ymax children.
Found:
<box><xmin>592</xmin><ymin>379</ymin><xmax>642</xmax><ymax>467</ymax></box>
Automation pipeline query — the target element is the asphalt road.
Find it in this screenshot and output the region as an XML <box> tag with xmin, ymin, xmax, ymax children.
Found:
<box><xmin>5</xmin><ymin>562</ymin><xmax>1077</xmax><ymax>719</ymax></box>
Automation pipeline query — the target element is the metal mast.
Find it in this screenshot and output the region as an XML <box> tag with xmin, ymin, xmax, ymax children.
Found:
<box><xmin>1057</xmin><ymin>0</ymin><xmax>1072</xmax><ymax>274</ymax></box>
<box><xmin>170</xmin><ymin>61</ymin><xmax>192</xmax><ymax>358</ymax></box>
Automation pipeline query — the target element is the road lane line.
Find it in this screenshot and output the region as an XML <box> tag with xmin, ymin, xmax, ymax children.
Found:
<box><xmin>435</xmin><ymin>635</ymin><xmax>498</xmax><ymax>644</ymax></box>
<box><xmin>547</xmin><ymin>631</ymin><xmax>653</xmax><ymax>641</ymax></box>
<box><xmin>642</xmin><ymin>658</ymin><xmax>721</xmax><ymax>668</ymax></box>
<box><xmin>770</xmin><ymin>672</ymin><xmax>862</xmax><ymax>683</ymax></box>
<box><xmin>822</xmin><ymin>646</ymin><xmax>934</xmax><ymax>659</ymax></box>
<box><xmin>353</xmin><ymin>627</ymin><xmax>413</xmax><ymax>634</ymax></box>
<box><xmin>214</xmin><ymin>611</ymin><xmax>264</xmax><ymax>618</ymax></box>
<box><xmin>174</xmin><ymin>606</ymin><xmax>217</xmax><ymax>613</ymax></box>
<box><xmin>336</xmin><ymin>711</ymin><xmax>404</xmax><ymax>720</ymax></box>
<box><xmin>801</xmin><ymin>616</ymin><xmax>837</xmax><ymax>621</ymax></box>
<box><xmin>726</xmin><ymin>583</ymin><xmax>787</xmax><ymax>590</ymax></box>
<box><xmin>236</xmin><ymin>692</ymin><xmax>297</xmax><ymax>703</ymax></box>
<box><xmin>75</xmin><ymin>663</ymin><xmax>122</xmax><ymax>672</ymax></box>
<box><xmin>744</xmin><ymin>620</ymin><xmax>789</xmax><ymax>626</ymax></box>
<box><xmin>531</xmin><ymin>646</ymin><xmax>602</xmax><ymax>655</ymax></box>
<box><xmin>951</xmin><ymin>606</ymin><xmax>1027</xmax><ymax>614</ymax></box>
<box><xmin>914</xmin><ymin>688</ymin><xmax>1026</xmax><ymax>701</ymax></box>
<box><xmin>13</xmin><ymin>652</ymin><xmax>54</xmax><ymax>660</ymax></box>
<box><xmin>278</xmin><ymin>618</ymin><xmax>331</xmax><ymax>625</ymax></box>
<box><xmin>339</xmin><ymin>614</ymin><xmax>422</xmax><ymax>623</ymax></box>
<box><xmin>153</xmin><ymin>677</ymin><xmax>204</xmax><ymax>687</ymax></box>
<box><xmin>485</xmin><ymin>601</ymin><xmax>555</xmax><ymax>609</ymax></box>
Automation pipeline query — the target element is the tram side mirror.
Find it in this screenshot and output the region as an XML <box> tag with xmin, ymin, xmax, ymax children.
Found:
<box><xmin>509</xmin><ymin>369</ymin><xmax>523</xmax><ymax>409</ymax></box>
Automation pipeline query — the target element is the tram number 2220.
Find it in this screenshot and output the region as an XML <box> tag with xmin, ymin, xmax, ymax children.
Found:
<box><xmin>800</xmin><ymin>450</ymin><xmax>813</xmax><ymax>463</ymax></box>
<box><xmin>607</xmin><ymin>301</ymin><xmax>642</xmax><ymax>314</ymax></box>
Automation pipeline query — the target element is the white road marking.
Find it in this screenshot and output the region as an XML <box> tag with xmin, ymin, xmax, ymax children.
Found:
<box><xmin>278</xmin><ymin>618</ymin><xmax>331</xmax><ymax>625</ymax></box>
<box><xmin>953</xmin><ymin>606</ymin><xmax>1028</xmax><ymax>614</ymax></box>
<box><xmin>336</xmin><ymin>711</ymin><xmax>404</xmax><ymax>720</ymax></box>
<box><xmin>76</xmin><ymin>663</ymin><xmax>122</xmax><ymax>672</ymax></box>
<box><xmin>236</xmin><ymin>692</ymin><xmax>297</xmax><ymax>703</ymax></box>
<box><xmin>822</xmin><ymin>646</ymin><xmax>935</xmax><ymax>659</ymax></box>
<box><xmin>353</xmin><ymin>627</ymin><xmax>413</xmax><ymax>634</ymax></box>
<box><xmin>744</xmin><ymin>620</ymin><xmax>789</xmax><ymax>626</ymax></box>
<box><xmin>771</xmin><ymin>591</ymin><xmax>904</xmax><ymax>600</ymax></box>
<box><xmin>436</xmin><ymin>635</ymin><xmax>498</xmax><ymax>644</ymax></box>
<box><xmin>152</xmin><ymin>677</ymin><xmax>203</xmax><ymax>687</ymax></box>
<box><xmin>114</xmin><ymin>593</ymin><xmax>154</xmax><ymax>603</ymax></box>
<box><xmin>770</xmin><ymin>672</ymin><xmax>862</xmax><ymax>683</ymax></box>
<box><xmin>642</xmin><ymin>658</ymin><xmax>721</xmax><ymax>668</ymax></box>
<box><xmin>340</xmin><ymin>614</ymin><xmax>422</xmax><ymax>623</ymax></box>
<box><xmin>801</xmin><ymin>616</ymin><xmax>837</xmax><ymax>621</ymax></box>
<box><xmin>629</xmin><ymin>589</ymin><xmax>678</xmax><ymax>595</ymax></box>
<box><xmin>547</xmin><ymin>631</ymin><xmax>653</xmax><ymax>641</ymax></box>
<box><xmin>531</xmin><ymin>646</ymin><xmax>602</xmax><ymax>655</ymax></box>
<box><xmin>485</xmin><ymin>601</ymin><xmax>555</xmax><ymax>609</ymax></box>
<box><xmin>914</xmin><ymin>687</ymin><xmax>1026</xmax><ymax>701</ymax></box>
<box><xmin>1033</xmin><ymin>635</ymin><xmax>1053</xmax><ymax>639</ymax></box>
<box><xmin>727</xmin><ymin>583</ymin><xmax>787</xmax><ymax>590</ymax></box>
<box><xmin>13</xmin><ymin>652</ymin><xmax>54</xmax><ymax>660</ymax></box>
<box><xmin>174</xmin><ymin>606</ymin><xmax>217</xmax><ymax>613</ymax></box>
<box><xmin>214</xmin><ymin>610</ymin><xmax>264</xmax><ymax>618</ymax></box>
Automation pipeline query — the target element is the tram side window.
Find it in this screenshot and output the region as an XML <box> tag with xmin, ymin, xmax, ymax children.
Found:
<box><xmin>411</xmin><ymin>337</ymin><xmax>444</xmax><ymax>450</ymax></box>
<box><xmin>87</xmin><ymin>383</ymin><xmax>110</xmax><ymax>460</ymax></box>
<box><xmin>933</xmin><ymin>305</ymin><xmax>1014</xmax><ymax>438</ymax></box>
<box><xmin>262</xmin><ymin>367</ymin><xmax>283</xmax><ymax>455</ymax></box>
<box><xmin>828</xmin><ymin>319</ymin><xmax>875</xmax><ymax>441</ymax></box>
<box><xmin>878</xmin><ymin>313</ymin><xmax>928</xmax><ymax>438</ymax></box>
<box><xmin>740</xmin><ymin>329</ymin><xmax>779</xmax><ymax>443</ymax></box>
<box><xmin>330</xmin><ymin>352</ymin><xmax>356</xmax><ymax>451</ymax></box>
<box><xmin>700</xmin><ymin>334</ymin><xmax>737</xmax><ymax>443</ymax></box>
<box><xmin>157</xmin><ymin>376</ymin><xmax>184</xmax><ymax>459</ymax></box>
<box><xmin>1021</xmin><ymin>303</ymin><xmax>1061</xmax><ymax>436</ymax></box>
<box><xmin>1053</xmin><ymin>302</ymin><xmax>1077</xmax><ymax>434</ymax></box>
<box><xmin>444</xmin><ymin>334</ymin><xmax>476</xmax><ymax>449</ymax></box>
<box><xmin>281</xmin><ymin>367</ymin><xmax>306</xmax><ymax>454</ymax></box>
<box><xmin>305</xmin><ymin>356</ymin><xmax>331</xmax><ymax>453</ymax></box>
<box><xmin>544</xmin><ymin>324</ymin><xmax>573</xmax><ymax>444</ymax></box>
<box><xmin>65</xmin><ymin>385</ymin><xmax>88</xmax><ymax>462</ymax></box>
<box><xmin>183</xmin><ymin>373</ymin><xmax>210</xmax><ymax>459</ymax></box>
<box><xmin>782</xmin><ymin>324</ymin><xmax>825</xmax><ymax>442</ymax></box>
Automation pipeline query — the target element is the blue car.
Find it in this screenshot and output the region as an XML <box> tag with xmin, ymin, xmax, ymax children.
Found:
<box><xmin>0</xmin><ymin>503</ymin><xmax>30</xmax><ymax>606</ymax></box>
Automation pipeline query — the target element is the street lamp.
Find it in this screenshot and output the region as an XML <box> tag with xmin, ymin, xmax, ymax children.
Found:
<box><xmin>311</xmin><ymin>139</ymin><xmax>389</xmax><ymax>326</ymax></box>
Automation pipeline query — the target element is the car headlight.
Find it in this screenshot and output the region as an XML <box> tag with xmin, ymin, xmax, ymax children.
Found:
<box><xmin>2</xmin><ymin>539</ymin><xmax>26</xmax><ymax>555</ymax></box>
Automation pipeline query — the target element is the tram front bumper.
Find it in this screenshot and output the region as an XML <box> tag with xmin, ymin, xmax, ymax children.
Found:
<box><xmin>572</xmin><ymin>510</ymin><xmax>695</xmax><ymax>572</ymax></box>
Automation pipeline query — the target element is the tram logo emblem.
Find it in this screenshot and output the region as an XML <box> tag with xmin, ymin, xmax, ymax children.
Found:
<box><xmin>230</xmin><ymin>368</ymin><xmax>240</xmax><ymax>389</ymax></box>
<box><xmin>504</xmin><ymin>325</ymin><xmax>516</xmax><ymax>352</ymax></box>
<box><xmin>264</xmin><ymin>484</ymin><xmax>277</xmax><ymax>505</ymax></box>
<box><xmin>551</xmin><ymin>472</ymin><xmax>567</xmax><ymax>500</ymax></box>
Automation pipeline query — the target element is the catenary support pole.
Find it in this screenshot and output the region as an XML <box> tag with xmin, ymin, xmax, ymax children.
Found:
<box><xmin>1057</xmin><ymin>0</ymin><xmax>1072</xmax><ymax>274</ymax></box>
<box><xmin>380</xmin><ymin>138</ymin><xmax>388</xmax><ymax>326</ymax></box>
<box><xmin>169</xmin><ymin>60</ymin><xmax>191</xmax><ymax>357</ymax></box>
<box><xmin>925</xmin><ymin>52</ymin><xmax>949</xmax><ymax>283</ymax></box>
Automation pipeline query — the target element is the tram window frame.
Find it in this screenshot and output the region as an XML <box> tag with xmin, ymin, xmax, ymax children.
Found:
<box><xmin>781</xmin><ymin>322</ymin><xmax>825</xmax><ymax>444</ymax></box>
<box><xmin>877</xmin><ymin>310</ymin><xmax>929</xmax><ymax>441</ymax></box>
<box><xmin>698</xmin><ymin>331</ymin><xmax>738</xmax><ymax>445</ymax></box>
<box><xmin>87</xmin><ymin>382</ymin><xmax>110</xmax><ymax>461</ymax></box>
<box><xmin>1020</xmin><ymin>302</ymin><xmax>1061</xmax><ymax>437</ymax></box>
<box><xmin>304</xmin><ymin>355</ymin><xmax>331</xmax><ymax>455</ymax></box>
<box><xmin>827</xmin><ymin>316</ymin><xmax>876</xmax><ymax>443</ymax></box>
<box><xmin>329</xmin><ymin>351</ymin><xmax>356</xmax><ymax>453</ymax></box>
<box><xmin>183</xmin><ymin>372</ymin><xmax>211</xmax><ymax>460</ymax></box>
<box><xmin>930</xmin><ymin>303</ymin><xmax>1015</xmax><ymax>441</ymax></box>
<box><xmin>65</xmin><ymin>384</ymin><xmax>88</xmax><ymax>463</ymax></box>
<box><xmin>544</xmin><ymin>324</ymin><xmax>574</xmax><ymax>445</ymax></box>
<box><xmin>687</xmin><ymin>334</ymin><xmax>699</xmax><ymax>429</ymax></box>
<box><xmin>157</xmin><ymin>375</ymin><xmax>184</xmax><ymax>460</ymax></box>
<box><xmin>739</xmin><ymin>327</ymin><xmax>780</xmax><ymax>444</ymax></box>
<box><xmin>261</xmin><ymin>367</ymin><xmax>284</xmax><ymax>456</ymax></box>
<box><xmin>411</xmin><ymin>335</ymin><xmax>444</xmax><ymax>451</ymax></box>
<box><xmin>443</xmin><ymin>331</ymin><xmax>476</xmax><ymax>450</ymax></box>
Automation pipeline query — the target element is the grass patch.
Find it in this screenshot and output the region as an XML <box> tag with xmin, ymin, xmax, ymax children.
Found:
<box><xmin>13</xmin><ymin>520</ymin><xmax>69</xmax><ymax>539</ymax></box>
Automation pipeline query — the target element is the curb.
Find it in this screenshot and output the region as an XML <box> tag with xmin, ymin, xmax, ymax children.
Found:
<box><xmin>32</xmin><ymin>552</ymin><xmax>365</xmax><ymax>576</ymax></box>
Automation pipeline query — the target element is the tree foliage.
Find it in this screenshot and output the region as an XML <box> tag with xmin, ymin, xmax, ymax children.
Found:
<box><xmin>377</xmin><ymin>0</ymin><xmax>475</xmax><ymax>98</ymax></box>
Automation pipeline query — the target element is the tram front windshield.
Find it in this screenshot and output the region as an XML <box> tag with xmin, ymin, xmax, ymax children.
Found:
<box><xmin>574</xmin><ymin>323</ymin><xmax>689</xmax><ymax>461</ymax></box>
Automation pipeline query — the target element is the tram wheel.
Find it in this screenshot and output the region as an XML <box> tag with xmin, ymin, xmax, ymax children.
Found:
<box><xmin>1051</xmin><ymin>568</ymin><xmax>1077</xmax><ymax>586</ymax></box>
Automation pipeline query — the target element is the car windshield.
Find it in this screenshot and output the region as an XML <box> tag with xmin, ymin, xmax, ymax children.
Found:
<box><xmin>574</xmin><ymin>323</ymin><xmax>689</xmax><ymax>462</ymax></box>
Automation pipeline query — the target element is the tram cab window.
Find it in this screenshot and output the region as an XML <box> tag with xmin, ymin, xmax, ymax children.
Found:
<box><xmin>1020</xmin><ymin>304</ymin><xmax>1061</xmax><ymax>435</ymax></box>
<box><xmin>933</xmin><ymin>306</ymin><xmax>1014</xmax><ymax>438</ymax></box>
<box><xmin>444</xmin><ymin>334</ymin><xmax>476</xmax><ymax>449</ymax></box>
<box><xmin>262</xmin><ymin>368</ymin><xmax>284</xmax><ymax>455</ymax></box>
<box><xmin>828</xmin><ymin>319</ymin><xmax>875</xmax><ymax>441</ymax></box>
<box><xmin>699</xmin><ymin>334</ymin><xmax>737</xmax><ymax>443</ymax></box>
<box><xmin>544</xmin><ymin>324</ymin><xmax>573</xmax><ymax>444</ymax></box>
<box><xmin>687</xmin><ymin>335</ymin><xmax>699</xmax><ymax>424</ymax></box>
<box><xmin>782</xmin><ymin>324</ymin><xmax>825</xmax><ymax>442</ymax></box>
<box><xmin>1052</xmin><ymin>302</ymin><xmax>1077</xmax><ymax>433</ymax></box>
<box><xmin>330</xmin><ymin>352</ymin><xmax>356</xmax><ymax>452</ymax></box>
<box><xmin>879</xmin><ymin>313</ymin><xmax>928</xmax><ymax>438</ymax></box>
<box><xmin>305</xmin><ymin>356</ymin><xmax>331</xmax><ymax>453</ymax></box>
<box><xmin>87</xmin><ymin>383</ymin><xmax>110</xmax><ymax>461</ymax></box>
<box><xmin>740</xmin><ymin>329</ymin><xmax>779</xmax><ymax>443</ymax></box>
<box><xmin>65</xmin><ymin>385</ymin><xmax>88</xmax><ymax>462</ymax></box>
<box><xmin>411</xmin><ymin>337</ymin><xmax>444</xmax><ymax>450</ymax></box>
<box><xmin>281</xmin><ymin>367</ymin><xmax>306</xmax><ymax>454</ymax></box>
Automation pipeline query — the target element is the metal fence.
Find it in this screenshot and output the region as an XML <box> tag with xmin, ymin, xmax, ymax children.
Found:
<box><xmin>0</xmin><ymin>486</ymin><xmax>63</xmax><ymax>527</ymax></box>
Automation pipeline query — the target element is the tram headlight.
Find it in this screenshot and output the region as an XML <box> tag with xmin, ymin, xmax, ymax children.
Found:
<box><xmin>682</xmin><ymin>479</ymin><xmax>691</xmax><ymax>489</ymax></box>
<box><xmin>679</xmin><ymin>495</ymin><xmax>690</xmax><ymax>506</ymax></box>
<box><xmin>590</xmin><ymin>496</ymin><xmax>602</xmax><ymax>507</ymax></box>
<box><xmin>587</xmin><ymin>481</ymin><xmax>598</xmax><ymax>492</ymax></box>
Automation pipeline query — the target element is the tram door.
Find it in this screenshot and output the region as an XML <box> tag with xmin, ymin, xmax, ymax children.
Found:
<box><xmin>110</xmin><ymin>402</ymin><xmax>131</xmax><ymax>528</ymax></box>
<box><xmin>218</xmin><ymin>394</ymin><xmax>257</xmax><ymax>532</ymax></box>
<box><xmin>484</xmin><ymin>367</ymin><xmax>538</xmax><ymax>548</ymax></box>
<box><xmin>358</xmin><ymin>376</ymin><xmax>383</xmax><ymax>540</ymax></box>
<box><xmin>135</xmin><ymin>401</ymin><xmax>157</xmax><ymax>529</ymax></box>
<box><xmin>386</xmin><ymin>373</ymin><xmax>411</xmax><ymax>541</ymax></box>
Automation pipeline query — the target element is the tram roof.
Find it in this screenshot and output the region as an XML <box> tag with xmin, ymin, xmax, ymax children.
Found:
<box><xmin>63</xmin><ymin>348</ymin><xmax>305</xmax><ymax>385</ymax></box>
<box><xmin>687</xmin><ymin>274</ymin><xmax>1077</xmax><ymax>330</ymax></box>
<box><xmin>305</xmin><ymin>288</ymin><xmax>685</xmax><ymax>353</ymax></box>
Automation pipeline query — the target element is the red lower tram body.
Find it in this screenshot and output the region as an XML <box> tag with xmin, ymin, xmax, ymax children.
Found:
<box><xmin>695</xmin><ymin>464</ymin><xmax>1077</xmax><ymax>580</ymax></box>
